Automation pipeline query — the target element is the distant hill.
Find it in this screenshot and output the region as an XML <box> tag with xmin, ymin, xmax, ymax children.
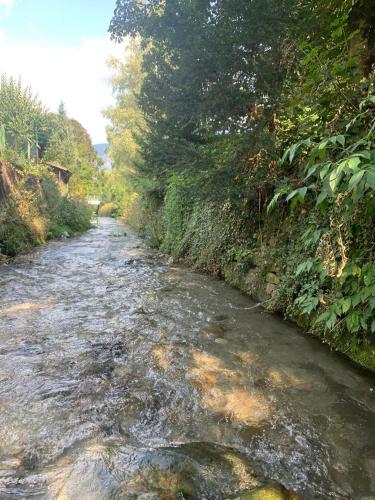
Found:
<box><xmin>94</xmin><ymin>143</ymin><xmax>112</xmax><ymax>171</ymax></box>
<box><xmin>94</xmin><ymin>143</ymin><xmax>108</xmax><ymax>157</ymax></box>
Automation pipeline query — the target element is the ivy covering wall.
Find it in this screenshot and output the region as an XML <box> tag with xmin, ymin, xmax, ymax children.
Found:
<box><xmin>104</xmin><ymin>0</ymin><xmax>375</xmax><ymax>369</ymax></box>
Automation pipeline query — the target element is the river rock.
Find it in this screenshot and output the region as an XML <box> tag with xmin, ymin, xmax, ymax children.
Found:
<box><xmin>204</xmin><ymin>322</ymin><xmax>226</xmax><ymax>337</ymax></box>
<box><xmin>132</xmin><ymin>306</ymin><xmax>147</xmax><ymax>315</ymax></box>
<box><xmin>233</xmin><ymin>483</ymin><xmax>299</xmax><ymax>500</ymax></box>
<box><xmin>215</xmin><ymin>338</ymin><xmax>228</xmax><ymax>344</ymax></box>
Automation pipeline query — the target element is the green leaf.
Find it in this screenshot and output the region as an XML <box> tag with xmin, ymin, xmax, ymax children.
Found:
<box><xmin>360</xmin><ymin>315</ymin><xmax>368</xmax><ymax>330</ymax></box>
<box><xmin>360</xmin><ymin>287</ymin><xmax>373</xmax><ymax>301</ymax></box>
<box><xmin>286</xmin><ymin>188</ymin><xmax>299</xmax><ymax>202</ymax></box>
<box><xmin>346</xmin><ymin>312</ymin><xmax>360</xmax><ymax>333</ymax></box>
<box><xmin>320</xmin><ymin>163</ymin><xmax>331</xmax><ymax>180</ymax></box>
<box><xmin>289</xmin><ymin>143</ymin><xmax>299</xmax><ymax>164</ymax></box>
<box><xmin>363</xmin><ymin>265</ymin><xmax>375</xmax><ymax>286</ymax></box>
<box><xmin>327</xmin><ymin>312</ymin><xmax>338</xmax><ymax>330</ymax></box>
<box><xmin>281</xmin><ymin>148</ymin><xmax>290</xmax><ymax>165</ymax></box>
<box><xmin>348</xmin><ymin>169</ymin><xmax>365</xmax><ymax>189</ymax></box>
<box><xmin>347</xmin><ymin>156</ymin><xmax>362</xmax><ymax>170</ymax></box>
<box><xmin>371</xmin><ymin>319</ymin><xmax>375</xmax><ymax>334</ymax></box>
<box><xmin>302</xmin><ymin>296</ymin><xmax>319</xmax><ymax>314</ymax></box>
<box><xmin>348</xmin><ymin>138</ymin><xmax>367</xmax><ymax>152</ymax></box>
<box><xmin>352</xmin><ymin>293</ymin><xmax>362</xmax><ymax>307</ymax></box>
<box><xmin>353</xmin><ymin>151</ymin><xmax>372</xmax><ymax>160</ymax></box>
<box><xmin>316</xmin><ymin>190</ymin><xmax>328</xmax><ymax>206</ymax></box>
<box><xmin>328</xmin><ymin>167</ymin><xmax>343</xmax><ymax>192</ymax></box>
<box><xmin>336</xmin><ymin>135</ymin><xmax>345</xmax><ymax>146</ymax></box>
<box><xmin>267</xmin><ymin>192</ymin><xmax>281</xmax><ymax>214</ymax></box>
<box><xmin>286</xmin><ymin>186</ymin><xmax>308</xmax><ymax>208</ymax></box>
<box><xmin>316</xmin><ymin>311</ymin><xmax>331</xmax><ymax>323</ymax></box>
<box><xmin>296</xmin><ymin>260</ymin><xmax>313</xmax><ymax>276</ymax></box>
<box><xmin>318</xmin><ymin>140</ymin><xmax>328</xmax><ymax>161</ymax></box>
<box><xmin>342</xmin><ymin>297</ymin><xmax>351</xmax><ymax>314</ymax></box>
<box><xmin>305</xmin><ymin>164</ymin><xmax>317</xmax><ymax>180</ymax></box>
<box><xmin>366</xmin><ymin>170</ymin><xmax>375</xmax><ymax>190</ymax></box>
<box><xmin>298</xmin><ymin>186</ymin><xmax>308</xmax><ymax>200</ymax></box>
<box><xmin>341</xmin><ymin>262</ymin><xmax>362</xmax><ymax>279</ymax></box>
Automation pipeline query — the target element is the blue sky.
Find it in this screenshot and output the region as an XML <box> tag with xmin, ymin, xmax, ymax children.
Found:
<box><xmin>1</xmin><ymin>0</ymin><xmax>115</xmax><ymax>47</ymax></box>
<box><xmin>0</xmin><ymin>0</ymin><xmax>126</xmax><ymax>143</ymax></box>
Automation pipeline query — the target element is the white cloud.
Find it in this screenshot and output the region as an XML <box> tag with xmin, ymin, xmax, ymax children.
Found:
<box><xmin>0</xmin><ymin>0</ymin><xmax>14</xmax><ymax>17</ymax></box>
<box><xmin>0</xmin><ymin>32</ymin><xmax>126</xmax><ymax>143</ymax></box>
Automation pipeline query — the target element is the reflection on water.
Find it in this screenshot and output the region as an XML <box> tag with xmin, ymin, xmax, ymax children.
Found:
<box><xmin>0</xmin><ymin>218</ymin><xmax>374</xmax><ymax>498</ymax></box>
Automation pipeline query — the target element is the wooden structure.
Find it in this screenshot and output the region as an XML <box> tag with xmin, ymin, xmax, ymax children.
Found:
<box><xmin>46</xmin><ymin>162</ymin><xmax>72</xmax><ymax>185</ymax></box>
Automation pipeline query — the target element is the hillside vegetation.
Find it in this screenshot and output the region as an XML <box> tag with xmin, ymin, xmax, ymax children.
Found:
<box><xmin>103</xmin><ymin>0</ymin><xmax>375</xmax><ymax>369</ymax></box>
<box><xmin>0</xmin><ymin>76</ymin><xmax>99</xmax><ymax>258</ymax></box>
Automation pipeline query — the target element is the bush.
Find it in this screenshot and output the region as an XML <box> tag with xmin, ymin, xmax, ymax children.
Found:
<box><xmin>0</xmin><ymin>168</ymin><xmax>92</xmax><ymax>256</ymax></box>
<box><xmin>0</xmin><ymin>195</ymin><xmax>44</xmax><ymax>256</ymax></box>
<box><xmin>98</xmin><ymin>202</ymin><xmax>118</xmax><ymax>217</ymax></box>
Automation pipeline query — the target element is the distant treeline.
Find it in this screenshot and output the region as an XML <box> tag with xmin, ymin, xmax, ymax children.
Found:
<box><xmin>0</xmin><ymin>75</ymin><xmax>102</xmax><ymax>198</ymax></box>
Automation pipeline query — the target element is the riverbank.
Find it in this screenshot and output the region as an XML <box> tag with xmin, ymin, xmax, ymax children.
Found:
<box><xmin>121</xmin><ymin>193</ymin><xmax>375</xmax><ymax>373</ymax></box>
<box><xmin>101</xmin><ymin>0</ymin><xmax>375</xmax><ymax>373</ymax></box>
<box><xmin>0</xmin><ymin>160</ymin><xmax>92</xmax><ymax>257</ymax></box>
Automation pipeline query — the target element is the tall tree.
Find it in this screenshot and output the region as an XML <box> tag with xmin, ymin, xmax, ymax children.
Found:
<box><xmin>0</xmin><ymin>75</ymin><xmax>44</xmax><ymax>157</ymax></box>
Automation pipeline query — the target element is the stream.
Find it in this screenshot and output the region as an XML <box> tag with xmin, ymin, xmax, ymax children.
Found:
<box><xmin>0</xmin><ymin>218</ymin><xmax>374</xmax><ymax>499</ymax></box>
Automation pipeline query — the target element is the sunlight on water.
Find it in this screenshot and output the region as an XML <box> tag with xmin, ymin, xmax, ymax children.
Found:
<box><xmin>0</xmin><ymin>219</ymin><xmax>374</xmax><ymax>498</ymax></box>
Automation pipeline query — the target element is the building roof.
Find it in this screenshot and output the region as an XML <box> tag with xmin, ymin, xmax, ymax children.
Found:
<box><xmin>46</xmin><ymin>162</ymin><xmax>72</xmax><ymax>174</ymax></box>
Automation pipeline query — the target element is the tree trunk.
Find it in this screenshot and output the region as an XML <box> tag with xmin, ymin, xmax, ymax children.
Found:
<box><xmin>349</xmin><ymin>0</ymin><xmax>375</xmax><ymax>76</ymax></box>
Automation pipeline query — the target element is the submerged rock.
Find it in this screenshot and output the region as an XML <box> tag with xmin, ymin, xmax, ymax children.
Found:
<box><xmin>47</xmin><ymin>442</ymin><xmax>292</xmax><ymax>499</ymax></box>
<box><xmin>204</xmin><ymin>322</ymin><xmax>226</xmax><ymax>337</ymax></box>
<box><xmin>132</xmin><ymin>306</ymin><xmax>147</xmax><ymax>315</ymax></box>
<box><xmin>233</xmin><ymin>483</ymin><xmax>299</xmax><ymax>500</ymax></box>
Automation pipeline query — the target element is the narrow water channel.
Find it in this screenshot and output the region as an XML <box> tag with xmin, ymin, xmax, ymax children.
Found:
<box><xmin>0</xmin><ymin>218</ymin><xmax>374</xmax><ymax>499</ymax></box>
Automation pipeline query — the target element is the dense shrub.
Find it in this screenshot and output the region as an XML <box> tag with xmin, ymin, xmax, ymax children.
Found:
<box><xmin>0</xmin><ymin>167</ymin><xmax>92</xmax><ymax>256</ymax></box>
<box><xmin>98</xmin><ymin>202</ymin><xmax>118</xmax><ymax>217</ymax></box>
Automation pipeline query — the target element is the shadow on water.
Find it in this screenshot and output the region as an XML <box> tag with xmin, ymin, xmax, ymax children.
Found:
<box><xmin>0</xmin><ymin>218</ymin><xmax>374</xmax><ymax>498</ymax></box>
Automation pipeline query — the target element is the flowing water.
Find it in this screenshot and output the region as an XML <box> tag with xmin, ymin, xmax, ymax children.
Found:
<box><xmin>0</xmin><ymin>218</ymin><xmax>374</xmax><ymax>499</ymax></box>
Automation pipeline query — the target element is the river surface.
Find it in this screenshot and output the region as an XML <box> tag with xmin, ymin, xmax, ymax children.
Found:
<box><xmin>0</xmin><ymin>218</ymin><xmax>374</xmax><ymax>499</ymax></box>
